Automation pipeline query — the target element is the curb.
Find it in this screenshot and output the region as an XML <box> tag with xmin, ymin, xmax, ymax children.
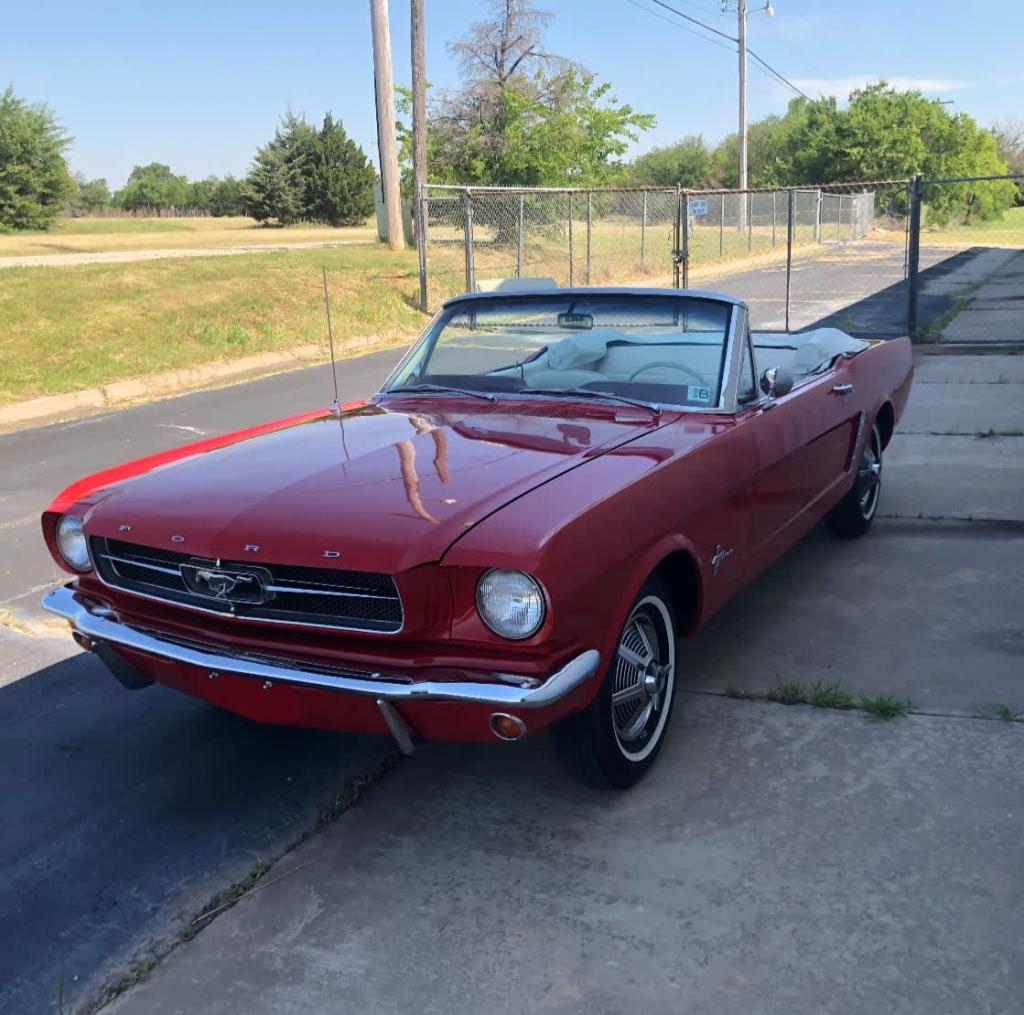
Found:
<box><xmin>0</xmin><ymin>336</ymin><xmax>415</xmax><ymax>431</ymax></box>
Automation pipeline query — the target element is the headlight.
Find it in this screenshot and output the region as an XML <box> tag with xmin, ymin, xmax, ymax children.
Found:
<box><xmin>476</xmin><ymin>569</ymin><xmax>546</xmax><ymax>640</ymax></box>
<box><xmin>56</xmin><ymin>515</ymin><xmax>92</xmax><ymax>571</ymax></box>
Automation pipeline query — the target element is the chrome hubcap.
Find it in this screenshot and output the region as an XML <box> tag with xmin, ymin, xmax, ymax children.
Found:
<box><xmin>857</xmin><ymin>433</ymin><xmax>882</xmax><ymax>518</ymax></box>
<box><xmin>612</xmin><ymin>608</ymin><xmax>671</xmax><ymax>748</ymax></box>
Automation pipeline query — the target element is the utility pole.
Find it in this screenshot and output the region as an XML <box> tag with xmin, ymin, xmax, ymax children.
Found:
<box><xmin>737</xmin><ymin>0</ymin><xmax>747</xmax><ymax>231</ymax></box>
<box><xmin>369</xmin><ymin>0</ymin><xmax>404</xmax><ymax>251</ymax></box>
<box><xmin>725</xmin><ymin>0</ymin><xmax>772</xmax><ymax>230</ymax></box>
<box><xmin>412</xmin><ymin>0</ymin><xmax>428</xmax><ymax>306</ymax></box>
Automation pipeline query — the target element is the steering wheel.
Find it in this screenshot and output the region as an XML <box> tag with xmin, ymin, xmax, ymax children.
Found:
<box><xmin>628</xmin><ymin>361</ymin><xmax>709</xmax><ymax>387</ymax></box>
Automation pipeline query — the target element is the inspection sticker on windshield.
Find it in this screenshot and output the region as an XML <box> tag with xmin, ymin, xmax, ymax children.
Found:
<box><xmin>687</xmin><ymin>385</ymin><xmax>712</xmax><ymax>403</ymax></box>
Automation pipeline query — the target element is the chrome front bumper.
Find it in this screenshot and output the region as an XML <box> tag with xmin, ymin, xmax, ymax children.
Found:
<box><xmin>43</xmin><ymin>584</ymin><xmax>600</xmax><ymax>710</ymax></box>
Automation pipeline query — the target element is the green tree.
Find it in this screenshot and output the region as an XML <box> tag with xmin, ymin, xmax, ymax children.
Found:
<box><xmin>399</xmin><ymin>0</ymin><xmax>654</xmax><ymax>189</ymax></box>
<box><xmin>209</xmin><ymin>175</ymin><xmax>247</xmax><ymax>216</ymax></box>
<box><xmin>69</xmin><ymin>175</ymin><xmax>112</xmax><ymax>213</ymax></box>
<box><xmin>305</xmin><ymin>114</ymin><xmax>375</xmax><ymax>226</ymax></box>
<box><xmin>244</xmin><ymin>113</ymin><xmax>317</xmax><ymax>225</ymax></box>
<box><xmin>0</xmin><ymin>86</ymin><xmax>74</xmax><ymax>231</ymax></box>
<box><xmin>116</xmin><ymin>163</ymin><xmax>191</xmax><ymax>211</ymax></box>
<box><xmin>189</xmin><ymin>176</ymin><xmax>218</xmax><ymax>212</ymax></box>
<box><xmin>630</xmin><ymin>136</ymin><xmax>712</xmax><ymax>187</ymax></box>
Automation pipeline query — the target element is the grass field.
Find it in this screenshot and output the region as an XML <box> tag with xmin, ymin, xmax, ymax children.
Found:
<box><xmin>0</xmin><ymin>216</ymin><xmax>378</xmax><ymax>258</ymax></box>
<box><xmin>0</xmin><ymin>245</ymin><xmax>423</xmax><ymax>406</ymax></box>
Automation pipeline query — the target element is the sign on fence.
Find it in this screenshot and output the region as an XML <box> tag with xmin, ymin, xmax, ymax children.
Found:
<box><xmin>689</xmin><ymin>198</ymin><xmax>709</xmax><ymax>217</ymax></box>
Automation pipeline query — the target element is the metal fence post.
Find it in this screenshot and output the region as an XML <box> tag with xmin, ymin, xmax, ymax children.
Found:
<box><xmin>906</xmin><ymin>174</ymin><xmax>923</xmax><ymax>336</ymax></box>
<box><xmin>814</xmin><ymin>189</ymin><xmax>822</xmax><ymax>242</ymax></box>
<box><xmin>516</xmin><ymin>193</ymin><xmax>524</xmax><ymax>278</ymax></box>
<box><xmin>681</xmin><ymin>191</ymin><xmax>690</xmax><ymax>289</ymax></box>
<box><xmin>568</xmin><ymin>193</ymin><xmax>575</xmax><ymax>286</ymax></box>
<box><xmin>673</xmin><ymin>186</ymin><xmax>683</xmax><ymax>288</ymax></box>
<box><xmin>416</xmin><ymin>182</ymin><xmax>428</xmax><ymax>311</ymax></box>
<box><xmin>586</xmin><ymin>191</ymin><xmax>593</xmax><ymax>284</ymax></box>
<box><xmin>640</xmin><ymin>190</ymin><xmax>648</xmax><ymax>269</ymax></box>
<box><xmin>719</xmin><ymin>195</ymin><xmax>725</xmax><ymax>256</ymax></box>
<box><xmin>462</xmin><ymin>189</ymin><xmax>475</xmax><ymax>292</ymax></box>
<box><xmin>836</xmin><ymin>194</ymin><xmax>843</xmax><ymax>242</ymax></box>
<box><xmin>785</xmin><ymin>188</ymin><xmax>795</xmax><ymax>333</ymax></box>
<box><xmin>747</xmin><ymin>192</ymin><xmax>753</xmax><ymax>252</ymax></box>
<box><xmin>771</xmin><ymin>191</ymin><xmax>777</xmax><ymax>248</ymax></box>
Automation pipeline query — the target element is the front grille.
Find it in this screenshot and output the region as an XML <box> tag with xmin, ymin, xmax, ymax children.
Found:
<box><xmin>90</xmin><ymin>537</ymin><xmax>403</xmax><ymax>634</ymax></box>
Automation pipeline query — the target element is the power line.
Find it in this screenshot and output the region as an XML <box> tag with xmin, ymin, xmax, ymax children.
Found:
<box><xmin>625</xmin><ymin>0</ymin><xmax>735</xmax><ymax>52</ymax></box>
<box><xmin>747</xmin><ymin>48</ymin><xmax>814</xmax><ymax>101</ymax></box>
<box><xmin>629</xmin><ymin>0</ymin><xmax>816</xmax><ymax>102</ymax></box>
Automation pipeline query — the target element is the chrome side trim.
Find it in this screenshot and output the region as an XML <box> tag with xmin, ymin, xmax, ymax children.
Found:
<box><xmin>846</xmin><ymin>411</ymin><xmax>866</xmax><ymax>472</ymax></box>
<box><xmin>43</xmin><ymin>585</ymin><xmax>600</xmax><ymax>708</ymax></box>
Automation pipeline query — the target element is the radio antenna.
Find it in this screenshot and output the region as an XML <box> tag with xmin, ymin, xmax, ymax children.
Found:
<box><xmin>321</xmin><ymin>265</ymin><xmax>351</xmax><ymax>466</ymax></box>
<box><xmin>322</xmin><ymin>264</ymin><xmax>341</xmax><ymax>416</ymax></box>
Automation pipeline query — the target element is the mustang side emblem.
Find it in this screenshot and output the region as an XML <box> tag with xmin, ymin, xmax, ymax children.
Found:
<box><xmin>180</xmin><ymin>561</ymin><xmax>274</xmax><ymax>605</ymax></box>
<box><xmin>710</xmin><ymin>544</ymin><xmax>735</xmax><ymax>576</ymax></box>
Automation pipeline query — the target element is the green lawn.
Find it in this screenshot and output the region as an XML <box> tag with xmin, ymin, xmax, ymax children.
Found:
<box><xmin>0</xmin><ymin>246</ymin><xmax>424</xmax><ymax>405</ymax></box>
<box><xmin>0</xmin><ymin>216</ymin><xmax>378</xmax><ymax>257</ymax></box>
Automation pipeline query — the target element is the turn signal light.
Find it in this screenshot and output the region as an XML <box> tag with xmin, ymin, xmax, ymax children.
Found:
<box><xmin>489</xmin><ymin>713</ymin><xmax>527</xmax><ymax>741</ymax></box>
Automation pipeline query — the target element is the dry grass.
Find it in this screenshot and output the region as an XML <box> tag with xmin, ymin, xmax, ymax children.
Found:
<box><xmin>870</xmin><ymin>206</ymin><xmax>1024</xmax><ymax>250</ymax></box>
<box><xmin>0</xmin><ymin>216</ymin><xmax>378</xmax><ymax>258</ymax></box>
<box><xmin>0</xmin><ymin>245</ymin><xmax>425</xmax><ymax>405</ymax></box>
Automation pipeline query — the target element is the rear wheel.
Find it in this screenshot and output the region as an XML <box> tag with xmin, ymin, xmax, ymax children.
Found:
<box><xmin>827</xmin><ymin>422</ymin><xmax>883</xmax><ymax>538</ymax></box>
<box><xmin>556</xmin><ymin>576</ymin><xmax>677</xmax><ymax>789</ymax></box>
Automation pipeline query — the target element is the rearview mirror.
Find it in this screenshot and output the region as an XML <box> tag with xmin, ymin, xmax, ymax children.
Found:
<box><xmin>760</xmin><ymin>365</ymin><xmax>794</xmax><ymax>400</ymax></box>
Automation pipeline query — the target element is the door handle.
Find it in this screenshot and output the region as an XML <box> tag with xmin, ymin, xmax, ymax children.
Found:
<box><xmin>831</xmin><ymin>384</ymin><xmax>853</xmax><ymax>395</ymax></box>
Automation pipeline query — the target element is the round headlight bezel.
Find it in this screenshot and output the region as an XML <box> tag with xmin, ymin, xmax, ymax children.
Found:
<box><xmin>475</xmin><ymin>568</ymin><xmax>547</xmax><ymax>641</ymax></box>
<box><xmin>56</xmin><ymin>514</ymin><xmax>92</xmax><ymax>572</ymax></box>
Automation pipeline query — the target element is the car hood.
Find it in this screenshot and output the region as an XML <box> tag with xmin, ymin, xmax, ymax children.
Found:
<box><xmin>84</xmin><ymin>401</ymin><xmax>665</xmax><ymax>574</ymax></box>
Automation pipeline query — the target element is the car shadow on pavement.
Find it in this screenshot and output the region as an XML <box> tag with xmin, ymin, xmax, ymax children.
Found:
<box><xmin>0</xmin><ymin>650</ymin><xmax>394</xmax><ymax>1015</ymax></box>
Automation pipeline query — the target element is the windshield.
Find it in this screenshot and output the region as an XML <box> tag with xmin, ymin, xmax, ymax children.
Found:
<box><xmin>383</xmin><ymin>294</ymin><xmax>734</xmax><ymax>408</ymax></box>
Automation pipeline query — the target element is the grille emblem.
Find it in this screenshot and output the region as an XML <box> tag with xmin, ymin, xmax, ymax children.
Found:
<box><xmin>180</xmin><ymin>561</ymin><xmax>274</xmax><ymax>605</ymax></box>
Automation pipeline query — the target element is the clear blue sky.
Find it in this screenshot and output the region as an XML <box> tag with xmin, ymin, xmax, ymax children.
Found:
<box><xmin>3</xmin><ymin>0</ymin><xmax>1020</xmax><ymax>188</ymax></box>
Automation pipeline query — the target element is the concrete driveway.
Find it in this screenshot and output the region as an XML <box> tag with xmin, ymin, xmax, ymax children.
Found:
<box><xmin>1</xmin><ymin>341</ymin><xmax>1022</xmax><ymax>1012</ymax></box>
<box><xmin>102</xmin><ymin>347</ymin><xmax>1024</xmax><ymax>1015</ymax></box>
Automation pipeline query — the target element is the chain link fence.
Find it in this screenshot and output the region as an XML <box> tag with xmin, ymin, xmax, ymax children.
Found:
<box><xmin>419</xmin><ymin>175</ymin><xmax>1024</xmax><ymax>339</ymax></box>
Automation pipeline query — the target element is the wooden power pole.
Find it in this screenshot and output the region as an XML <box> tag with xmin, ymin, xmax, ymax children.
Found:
<box><xmin>369</xmin><ymin>0</ymin><xmax>404</xmax><ymax>251</ymax></box>
<box><xmin>411</xmin><ymin>0</ymin><xmax>428</xmax><ymax>307</ymax></box>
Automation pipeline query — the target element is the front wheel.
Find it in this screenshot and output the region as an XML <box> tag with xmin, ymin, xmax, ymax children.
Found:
<box><xmin>555</xmin><ymin>577</ymin><xmax>677</xmax><ymax>789</ymax></box>
<box><xmin>827</xmin><ymin>422</ymin><xmax>883</xmax><ymax>539</ymax></box>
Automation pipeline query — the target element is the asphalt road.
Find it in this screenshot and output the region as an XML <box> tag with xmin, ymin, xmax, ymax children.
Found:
<box><xmin>0</xmin><ymin>347</ymin><xmax>406</xmax><ymax>627</ymax></box>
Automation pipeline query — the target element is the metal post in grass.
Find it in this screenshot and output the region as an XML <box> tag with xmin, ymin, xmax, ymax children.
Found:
<box><xmin>747</xmin><ymin>192</ymin><xmax>753</xmax><ymax>253</ymax></box>
<box><xmin>814</xmin><ymin>189</ymin><xmax>822</xmax><ymax>242</ymax></box>
<box><xmin>516</xmin><ymin>193</ymin><xmax>524</xmax><ymax>278</ymax></box>
<box><xmin>906</xmin><ymin>175</ymin><xmax>923</xmax><ymax>336</ymax></box>
<box><xmin>836</xmin><ymin>194</ymin><xmax>842</xmax><ymax>242</ymax></box>
<box><xmin>771</xmin><ymin>191</ymin><xmax>777</xmax><ymax>247</ymax></box>
<box><xmin>719</xmin><ymin>195</ymin><xmax>725</xmax><ymax>256</ymax></box>
<box><xmin>416</xmin><ymin>182</ymin><xmax>429</xmax><ymax>311</ymax></box>
<box><xmin>640</xmin><ymin>191</ymin><xmax>648</xmax><ymax>269</ymax></box>
<box><xmin>784</xmin><ymin>188</ymin><xmax>795</xmax><ymax>333</ymax></box>
<box><xmin>586</xmin><ymin>191</ymin><xmax>593</xmax><ymax>284</ymax></box>
<box><xmin>568</xmin><ymin>193</ymin><xmax>575</xmax><ymax>286</ymax></box>
<box><xmin>462</xmin><ymin>189</ymin><xmax>475</xmax><ymax>292</ymax></box>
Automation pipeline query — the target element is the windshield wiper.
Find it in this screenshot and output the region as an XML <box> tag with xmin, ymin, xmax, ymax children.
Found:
<box><xmin>519</xmin><ymin>387</ymin><xmax>662</xmax><ymax>416</ymax></box>
<box><xmin>386</xmin><ymin>383</ymin><xmax>497</xmax><ymax>403</ymax></box>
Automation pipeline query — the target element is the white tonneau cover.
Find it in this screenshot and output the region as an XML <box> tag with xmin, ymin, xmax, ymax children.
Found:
<box><xmin>752</xmin><ymin>328</ymin><xmax>870</xmax><ymax>378</ymax></box>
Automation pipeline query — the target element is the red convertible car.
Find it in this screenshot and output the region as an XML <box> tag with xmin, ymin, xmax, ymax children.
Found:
<box><xmin>42</xmin><ymin>288</ymin><xmax>912</xmax><ymax>787</ymax></box>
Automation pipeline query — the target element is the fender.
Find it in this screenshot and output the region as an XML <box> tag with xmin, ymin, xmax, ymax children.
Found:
<box><xmin>585</xmin><ymin>532</ymin><xmax>705</xmax><ymax>709</ymax></box>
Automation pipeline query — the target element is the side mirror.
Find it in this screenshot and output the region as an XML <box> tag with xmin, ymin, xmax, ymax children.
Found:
<box><xmin>760</xmin><ymin>365</ymin><xmax>794</xmax><ymax>400</ymax></box>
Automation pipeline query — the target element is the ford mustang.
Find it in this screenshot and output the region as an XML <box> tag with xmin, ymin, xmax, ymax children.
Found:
<box><xmin>41</xmin><ymin>287</ymin><xmax>912</xmax><ymax>787</ymax></box>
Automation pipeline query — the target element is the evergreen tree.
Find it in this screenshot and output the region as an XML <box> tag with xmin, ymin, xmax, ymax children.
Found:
<box><xmin>305</xmin><ymin>114</ymin><xmax>375</xmax><ymax>226</ymax></box>
<box><xmin>0</xmin><ymin>86</ymin><xmax>74</xmax><ymax>231</ymax></box>
<box><xmin>244</xmin><ymin>113</ymin><xmax>317</xmax><ymax>225</ymax></box>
